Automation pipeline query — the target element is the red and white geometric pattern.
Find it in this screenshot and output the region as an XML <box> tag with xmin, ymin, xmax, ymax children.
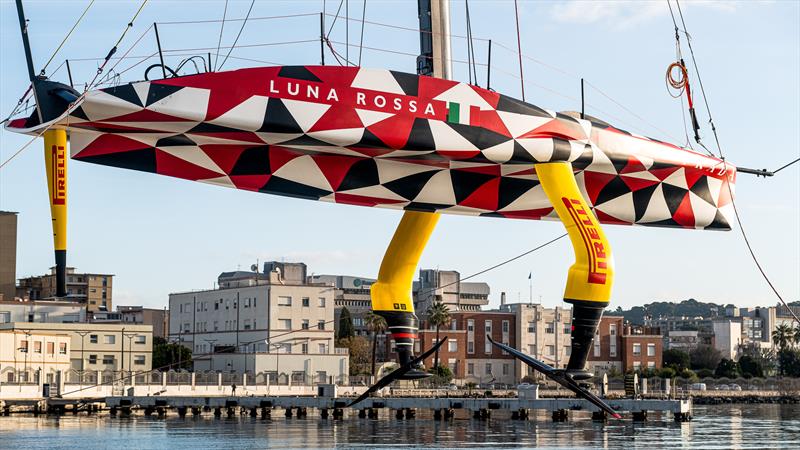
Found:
<box><xmin>8</xmin><ymin>65</ymin><xmax>736</xmax><ymax>229</ymax></box>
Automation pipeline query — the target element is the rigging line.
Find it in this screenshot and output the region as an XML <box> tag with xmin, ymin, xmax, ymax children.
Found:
<box><xmin>217</xmin><ymin>0</ymin><xmax>256</xmax><ymax>71</ymax></box>
<box><xmin>39</xmin><ymin>0</ymin><xmax>95</xmax><ymax>75</ymax></box>
<box><xmin>357</xmin><ymin>0</ymin><xmax>366</xmax><ymax>66</ymax></box>
<box><xmin>465</xmin><ymin>0</ymin><xmax>478</xmax><ymax>86</ymax></box>
<box><xmin>326</xmin><ymin>0</ymin><xmax>345</xmax><ymax>37</ymax></box>
<box><xmin>416</xmin><ymin>234</ymin><xmax>568</xmax><ymax>300</ymax></box>
<box><xmin>772</xmin><ymin>157</ymin><xmax>800</xmax><ymax>174</ymax></box>
<box><xmin>345</xmin><ymin>0</ymin><xmax>349</xmax><ymax>65</ymax></box>
<box><xmin>213</xmin><ymin>0</ymin><xmax>229</xmax><ymax>71</ymax></box>
<box><xmin>323</xmin><ymin>12</ymin><xmax>490</xmax><ymax>42</ymax></box>
<box><xmin>513</xmin><ymin>0</ymin><xmax>525</xmax><ymax>101</ymax></box>
<box><xmin>675</xmin><ymin>0</ymin><xmax>723</xmax><ymax>157</ymax></box>
<box><xmin>157</xmin><ymin>13</ymin><xmax>318</xmax><ymax>26</ymax></box>
<box><xmin>91</xmin><ymin>23</ymin><xmax>154</xmax><ymax>90</ymax></box>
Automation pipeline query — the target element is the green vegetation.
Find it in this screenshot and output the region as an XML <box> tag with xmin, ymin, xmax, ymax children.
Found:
<box><xmin>426</xmin><ymin>301</ymin><xmax>451</xmax><ymax>369</ymax></box>
<box><xmin>152</xmin><ymin>336</ymin><xmax>192</xmax><ymax>371</ymax></box>
<box><xmin>337</xmin><ymin>307</ymin><xmax>355</xmax><ymax>341</ymax></box>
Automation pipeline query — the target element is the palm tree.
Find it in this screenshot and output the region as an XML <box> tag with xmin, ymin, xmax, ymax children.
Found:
<box><xmin>426</xmin><ymin>301</ymin><xmax>451</xmax><ymax>369</ymax></box>
<box><xmin>793</xmin><ymin>325</ymin><xmax>800</xmax><ymax>348</ymax></box>
<box><xmin>364</xmin><ymin>312</ymin><xmax>387</xmax><ymax>378</ymax></box>
<box><xmin>772</xmin><ymin>323</ymin><xmax>794</xmax><ymax>352</ymax></box>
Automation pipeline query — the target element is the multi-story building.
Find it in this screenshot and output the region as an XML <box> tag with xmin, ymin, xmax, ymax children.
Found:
<box><xmin>168</xmin><ymin>263</ymin><xmax>348</xmax><ymax>382</ymax></box>
<box><xmin>0</xmin><ymin>299</ymin><xmax>86</xmax><ymax>324</ymax></box>
<box><xmin>0</xmin><ymin>322</ymin><xmax>152</xmax><ymax>374</ymax></box>
<box><xmin>621</xmin><ymin>325</ymin><xmax>663</xmax><ymax>372</ymax></box>
<box><xmin>0</xmin><ymin>326</ymin><xmax>71</xmax><ymax>383</ymax></box>
<box><xmin>587</xmin><ymin>315</ymin><xmax>624</xmax><ymax>375</ymax></box>
<box><xmin>502</xmin><ymin>302</ymin><xmax>572</xmax><ymax>380</ymax></box>
<box><xmin>310</xmin><ymin>274</ymin><xmax>375</xmax><ymax>336</ymax></box>
<box><xmin>0</xmin><ymin>211</ymin><xmax>18</xmax><ymax>301</ymax></box>
<box><xmin>666</xmin><ymin>329</ymin><xmax>713</xmax><ymax>352</ymax></box>
<box><xmin>712</xmin><ymin>319</ymin><xmax>743</xmax><ymax>360</ymax></box>
<box><xmin>117</xmin><ymin>305</ymin><xmax>169</xmax><ymax>339</ymax></box>
<box><xmin>17</xmin><ymin>267</ymin><xmax>113</xmax><ymax>312</ymax></box>
<box><xmin>414</xmin><ymin>269</ymin><xmax>489</xmax><ymax>317</ymax></box>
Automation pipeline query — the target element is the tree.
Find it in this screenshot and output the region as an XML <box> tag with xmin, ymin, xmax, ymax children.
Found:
<box><xmin>426</xmin><ymin>301</ymin><xmax>451</xmax><ymax>369</ymax></box>
<box><xmin>427</xmin><ymin>364</ymin><xmax>453</xmax><ymax>384</ymax></box>
<box><xmin>772</xmin><ymin>323</ymin><xmax>795</xmax><ymax>352</ymax></box>
<box><xmin>337</xmin><ymin>307</ymin><xmax>355</xmax><ymax>341</ymax></box>
<box><xmin>663</xmin><ymin>349</ymin><xmax>691</xmax><ymax>371</ymax></box>
<box><xmin>690</xmin><ymin>345</ymin><xmax>722</xmax><ymax>371</ymax></box>
<box><xmin>738</xmin><ymin>355</ymin><xmax>764</xmax><ymax>378</ymax></box>
<box><xmin>656</xmin><ymin>367</ymin><xmax>676</xmax><ymax>379</ymax></box>
<box><xmin>152</xmin><ymin>336</ymin><xmax>193</xmax><ymax>371</ymax></box>
<box><xmin>714</xmin><ymin>358</ymin><xmax>740</xmax><ymax>379</ymax></box>
<box><xmin>338</xmin><ymin>336</ymin><xmax>371</xmax><ymax>376</ymax></box>
<box><xmin>364</xmin><ymin>312</ymin><xmax>387</xmax><ymax>378</ymax></box>
<box><xmin>778</xmin><ymin>348</ymin><xmax>800</xmax><ymax>377</ymax></box>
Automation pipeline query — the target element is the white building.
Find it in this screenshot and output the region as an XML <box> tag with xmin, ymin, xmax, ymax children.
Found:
<box><xmin>0</xmin><ymin>326</ymin><xmax>71</xmax><ymax>384</ymax></box>
<box><xmin>168</xmin><ymin>264</ymin><xmax>348</xmax><ymax>383</ymax></box>
<box><xmin>712</xmin><ymin>319</ymin><xmax>742</xmax><ymax>361</ymax></box>
<box><xmin>501</xmin><ymin>303</ymin><xmax>572</xmax><ymax>380</ymax></box>
<box><xmin>0</xmin><ymin>300</ymin><xmax>86</xmax><ymax>323</ymax></box>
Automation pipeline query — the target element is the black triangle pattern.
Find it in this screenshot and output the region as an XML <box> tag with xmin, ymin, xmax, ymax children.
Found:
<box><xmin>146</xmin><ymin>83</ymin><xmax>183</xmax><ymax>107</ymax></box>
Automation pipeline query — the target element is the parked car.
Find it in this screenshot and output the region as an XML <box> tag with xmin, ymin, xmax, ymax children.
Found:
<box><xmin>729</xmin><ymin>384</ymin><xmax>742</xmax><ymax>391</ymax></box>
<box><xmin>688</xmin><ymin>383</ymin><xmax>707</xmax><ymax>391</ymax></box>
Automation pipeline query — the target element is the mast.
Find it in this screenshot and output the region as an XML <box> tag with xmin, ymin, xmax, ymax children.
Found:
<box><xmin>417</xmin><ymin>0</ymin><xmax>452</xmax><ymax>80</ymax></box>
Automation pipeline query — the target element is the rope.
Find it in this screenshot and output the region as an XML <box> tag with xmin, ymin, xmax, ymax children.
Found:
<box><xmin>39</xmin><ymin>0</ymin><xmax>95</xmax><ymax>76</ymax></box>
<box><xmin>465</xmin><ymin>0</ymin><xmax>478</xmax><ymax>86</ymax></box>
<box><xmin>157</xmin><ymin>13</ymin><xmax>319</xmax><ymax>26</ymax></box>
<box><xmin>213</xmin><ymin>0</ymin><xmax>229</xmax><ymax>71</ymax></box>
<box><xmin>513</xmin><ymin>0</ymin><xmax>525</xmax><ymax>101</ymax></box>
<box><xmin>357</xmin><ymin>0</ymin><xmax>367</xmax><ymax>66</ymax></box>
<box><xmin>217</xmin><ymin>0</ymin><xmax>256</xmax><ymax>71</ymax></box>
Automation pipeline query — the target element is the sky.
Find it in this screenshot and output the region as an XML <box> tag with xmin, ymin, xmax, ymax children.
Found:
<box><xmin>1</xmin><ymin>0</ymin><xmax>798</xmax><ymax>312</ymax></box>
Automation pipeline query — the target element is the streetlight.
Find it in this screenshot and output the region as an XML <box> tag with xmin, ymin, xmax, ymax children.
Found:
<box><xmin>75</xmin><ymin>331</ymin><xmax>90</xmax><ymax>387</ymax></box>
<box><xmin>203</xmin><ymin>338</ymin><xmax>218</xmax><ymax>371</ymax></box>
<box><xmin>124</xmin><ymin>332</ymin><xmax>137</xmax><ymax>381</ymax></box>
<box><xmin>21</xmin><ymin>329</ymin><xmax>31</xmax><ymax>383</ymax></box>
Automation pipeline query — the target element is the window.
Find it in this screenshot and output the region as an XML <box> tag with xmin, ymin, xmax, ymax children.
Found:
<box><xmin>647</xmin><ymin>343</ymin><xmax>656</xmax><ymax>357</ymax></box>
<box><xmin>20</xmin><ymin>340</ymin><xmax>28</xmax><ymax>353</ymax></box>
<box><xmin>502</xmin><ymin>364</ymin><xmax>509</xmax><ymax>375</ymax></box>
<box><xmin>593</xmin><ymin>334</ymin><xmax>601</xmax><ymax>357</ymax></box>
<box><xmin>633</xmin><ymin>361</ymin><xmax>642</xmax><ymax>370</ymax></box>
<box><xmin>318</xmin><ymin>320</ymin><xmax>326</xmax><ymax>330</ymax></box>
<box><xmin>89</xmin><ymin>334</ymin><xmax>98</xmax><ymax>344</ymax></box>
<box><xmin>134</xmin><ymin>355</ymin><xmax>145</xmax><ymax>365</ymax></box>
<box><xmin>34</xmin><ymin>341</ymin><xmax>42</xmax><ymax>353</ymax></box>
<box><xmin>485</xmin><ymin>363</ymin><xmax>492</xmax><ymax>375</ymax></box>
<box><xmin>448</xmin><ymin>340</ymin><xmax>457</xmax><ymax>352</ymax></box>
<box><xmin>0</xmin><ymin>312</ymin><xmax>10</xmax><ymax>323</ymax></box>
<box><xmin>563</xmin><ymin>323</ymin><xmax>572</xmax><ymax>334</ymax></box>
<box><xmin>467</xmin><ymin>320</ymin><xmax>474</xmax><ymax>332</ymax></box>
<box><xmin>135</xmin><ymin>335</ymin><xmax>146</xmax><ymax>344</ymax></box>
<box><xmin>545</xmin><ymin>322</ymin><xmax>555</xmax><ymax>334</ymax></box>
<box><xmin>502</xmin><ymin>320</ymin><xmax>509</xmax><ymax>333</ymax></box>
<box><xmin>88</xmin><ymin>354</ymin><xmax>97</xmax><ymax>364</ymax></box>
<box><xmin>484</xmin><ymin>321</ymin><xmax>493</xmax><ymax>353</ymax></box>
<box><xmin>546</xmin><ymin>345</ymin><xmax>555</xmax><ymax>356</ymax></box>
<box><xmin>244</xmin><ymin>319</ymin><xmax>252</xmax><ymax>330</ymax></box>
<box><xmin>302</xmin><ymin>297</ymin><xmax>310</xmax><ymax>307</ymax></box>
<box><xmin>302</xmin><ymin>320</ymin><xmax>310</xmax><ymax>330</ymax></box>
<box><xmin>102</xmin><ymin>355</ymin><xmax>115</xmax><ymax>365</ymax></box>
<box><xmin>318</xmin><ymin>343</ymin><xmax>327</xmax><ymax>354</ymax></box>
<box><xmin>318</xmin><ymin>297</ymin><xmax>326</xmax><ymax>307</ymax></box>
<box><xmin>527</xmin><ymin>322</ymin><xmax>536</xmax><ymax>333</ymax></box>
<box><xmin>301</xmin><ymin>343</ymin><xmax>309</xmax><ymax>354</ymax></box>
<box><xmin>610</xmin><ymin>324</ymin><xmax>617</xmax><ymax>336</ymax></box>
<box><xmin>647</xmin><ymin>361</ymin><xmax>656</xmax><ymax>368</ymax></box>
<box><xmin>47</xmin><ymin>342</ymin><xmax>55</xmax><ymax>354</ymax></box>
<box><xmin>467</xmin><ymin>363</ymin><xmax>474</xmax><ymax>375</ymax></box>
<box><xmin>485</xmin><ymin>320</ymin><xmax>492</xmax><ymax>333</ymax></box>
<box><xmin>59</xmin><ymin>342</ymin><xmax>67</xmax><ymax>354</ymax></box>
<box><xmin>278</xmin><ymin>296</ymin><xmax>292</xmax><ymax>306</ymax></box>
<box><xmin>633</xmin><ymin>343</ymin><xmax>642</xmax><ymax>356</ymax></box>
<box><xmin>280</xmin><ymin>319</ymin><xmax>292</xmax><ymax>330</ymax></box>
<box><xmin>565</xmin><ymin>346</ymin><xmax>571</xmax><ymax>356</ymax></box>
<box><xmin>105</xmin><ymin>335</ymin><xmax>116</xmax><ymax>345</ymax></box>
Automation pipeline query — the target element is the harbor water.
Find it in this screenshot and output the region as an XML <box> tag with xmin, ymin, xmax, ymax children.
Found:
<box><xmin>0</xmin><ymin>403</ymin><xmax>798</xmax><ymax>449</ymax></box>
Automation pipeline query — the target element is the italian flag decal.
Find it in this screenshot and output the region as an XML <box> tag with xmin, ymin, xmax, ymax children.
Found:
<box><xmin>447</xmin><ymin>102</ymin><xmax>471</xmax><ymax>126</ymax></box>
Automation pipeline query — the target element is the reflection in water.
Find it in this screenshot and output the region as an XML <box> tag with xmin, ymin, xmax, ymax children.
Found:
<box><xmin>0</xmin><ymin>404</ymin><xmax>797</xmax><ymax>449</ymax></box>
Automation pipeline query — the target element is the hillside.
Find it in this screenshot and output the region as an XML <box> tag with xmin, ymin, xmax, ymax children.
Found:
<box><xmin>608</xmin><ymin>298</ymin><xmax>734</xmax><ymax>324</ymax></box>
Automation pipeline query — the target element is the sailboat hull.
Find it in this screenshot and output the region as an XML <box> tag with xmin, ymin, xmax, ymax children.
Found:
<box><xmin>6</xmin><ymin>65</ymin><xmax>735</xmax><ymax>229</ymax></box>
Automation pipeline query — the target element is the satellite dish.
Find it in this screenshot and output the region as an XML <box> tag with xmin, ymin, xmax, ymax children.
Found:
<box><xmin>250</xmin><ymin>264</ymin><xmax>258</xmax><ymax>272</ymax></box>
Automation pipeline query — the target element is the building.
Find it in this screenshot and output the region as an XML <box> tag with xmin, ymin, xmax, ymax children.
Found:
<box><xmin>311</xmin><ymin>274</ymin><xmax>375</xmax><ymax>336</ymax></box>
<box><xmin>0</xmin><ymin>211</ymin><xmax>17</xmax><ymax>301</ymax></box>
<box><xmin>0</xmin><ymin>326</ymin><xmax>71</xmax><ymax>384</ymax></box>
<box><xmin>0</xmin><ymin>299</ymin><xmax>87</xmax><ymax>324</ymax></box>
<box><xmin>712</xmin><ymin>319</ymin><xmax>742</xmax><ymax>360</ymax></box>
<box><xmin>666</xmin><ymin>330</ymin><xmax>712</xmax><ymax>352</ymax></box>
<box><xmin>17</xmin><ymin>267</ymin><xmax>113</xmax><ymax>312</ymax></box>
<box><xmin>587</xmin><ymin>315</ymin><xmax>624</xmax><ymax>375</ymax></box>
<box><xmin>621</xmin><ymin>325</ymin><xmax>663</xmax><ymax>372</ymax></box>
<box><xmin>414</xmin><ymin>269</ymin><xmax>489</xmax><ymax>317</ymax></box>
<box><xmin>0</xmin><ymin>322</ymin><xmax>152</xmax><ymax>375</ymax></box>
<box><xmin>168</xmin><ymin>263</ymin><xmax>348</xmax><ymax>382</ymax></box>
<box><xmin>118</xmin><ymin>305</ymin><xmax>169</xmax><ymax>339</ymax></box>
<box><xmin>502</xmin><ymin>303</ymin><xmax>572</xmax><ymax>380</ymax></box>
